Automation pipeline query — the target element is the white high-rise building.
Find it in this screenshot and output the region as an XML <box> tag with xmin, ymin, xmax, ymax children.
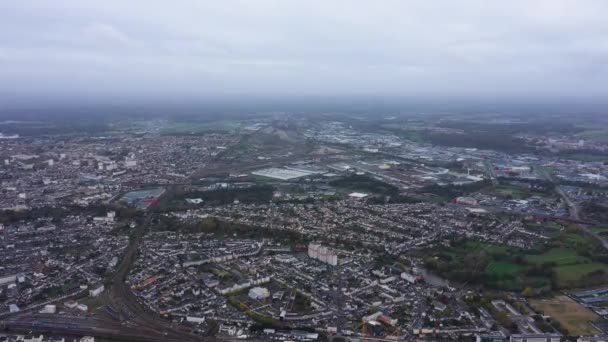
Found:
<box><xmin>308</xmin><ymin>243</ymin><xmax>320</xmax><ymax>259</ymax></box>
<box><xmin>308</xmin><ymin>243</ymin><xmax>337</xmax><ymax>266</ymax></box>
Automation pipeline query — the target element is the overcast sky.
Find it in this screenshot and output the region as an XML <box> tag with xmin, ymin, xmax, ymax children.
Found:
<box><xmin>1</xmin><ymin>0</ymin><xmax>607</xmax><ymax>107</ymax></box>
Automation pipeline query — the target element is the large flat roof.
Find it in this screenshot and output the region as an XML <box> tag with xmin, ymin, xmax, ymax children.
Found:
<box><xmin>251</xmin><ymin>167</ymin><xmax>316</xmax><ymax>180</ymax></box>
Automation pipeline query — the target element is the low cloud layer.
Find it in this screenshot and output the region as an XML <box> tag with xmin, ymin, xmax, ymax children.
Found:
<box><xmin>1</xmin><ymin>0</ymin><xmax>607</xmax><ymax>105</ymax></box>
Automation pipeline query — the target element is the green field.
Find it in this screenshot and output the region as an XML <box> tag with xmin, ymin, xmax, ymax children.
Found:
<box><xmin>558</xmin><ymin>232</ymin><xmax>589</xmax><ymax>245</ymax></box>
<box><xmin>485</xmin><ymin>261</ymin><xmax>524</xmax><ymax>276</ymax></box>
<box><xmin>493</xmin><ymin>184</ymin><xmax>529</xmax><ymax>198</ymax></box>
<box><xmin>562</xmin><ymin>153</ymin><xmax>608</xmax><ymax>162</ymax></box>
<box><xmin>592</xmin><ymin>227</ymin><xmax>608</xmax><ymax>234</ymax></box>
<box><xmin>463</xmin><ymin>241</ymin><xmax>513</xmax><ymax>255</ymax></box>
<box><xmin>527</xmin><ymin>248</ymin><xmax>589</xmax><ymax>266</ymax></box>
<box><xmin>80</xmin><ymin>292</ymin><xmax>111</xmax><ymax>312</ymax></box>
<box><xmin>427</xmin><ymin>230</ymin><xmax>608</xmax><ymax>290</ymax></box>
<box><xmin>555</xmin><ymin>263</ymin><xmax>608</xmax><ymax>285</ymax></box>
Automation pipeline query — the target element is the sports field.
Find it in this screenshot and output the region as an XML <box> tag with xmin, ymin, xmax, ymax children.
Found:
<box><xmin>530</xmin><ymin>295</ymin><xmax>600</xmax><ymax>335</ymax></box>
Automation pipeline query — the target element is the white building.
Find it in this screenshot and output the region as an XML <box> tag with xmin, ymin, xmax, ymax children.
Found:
<box><xmin>0</xmin><ymin>274</ymin><xmax>16</xmax><ymax>286</ymax></box>
<box><xmin>249</xmin><ymin>287</ymin><xmax>270</xmax><ymax>300</ymax></box>
<box><xmin>401</xmin><ymin>272</ymin><xmax>416</xmax><ymax>284</ymax></box>
<box><xmin>89</xmin><ymin>284</ymin><xmax>104</xmax><ymax>297</ymax></box>
<box><xmin>22</xmin><ymin>335</ymin><xmax>43</xmax><ymax>342</ymax></box>
<box><xmin>40</xmin><ymin>304</ymin><xmax>57</xmax><ymax>314</ymax></box>
<box><xmin>348</xmin><ymin>192</ymin><xmax>368</xmax><ymax>199</ymax></box>
<box><xmin>308</xmin><ymin>243</ymin><xmax>338</xmax><ymax>266</ymax></box>
<box><xmin>64</xmin><ymin>300</ymin><xmax>78</xmax><ymax>309</ymax></box>
<box><xmin>308</xmin><ymin>243</ymin><xmax>320</xmax><ymax>259</ymax></box>
<box><xmin>186</xmin><ymin>316</ymin><xmax>205</xmax><ymax>324</ymax></box>
<box><xmin>125</xmin><ymin>159</ymin><xmax>137</xmax><ymax>168</ymax></box>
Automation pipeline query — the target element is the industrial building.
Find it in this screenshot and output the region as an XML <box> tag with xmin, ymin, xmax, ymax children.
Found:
<box><xmin>251</xmin><ymin>167</ymin><xmax>320</xmax><ymax>181</ymax></box>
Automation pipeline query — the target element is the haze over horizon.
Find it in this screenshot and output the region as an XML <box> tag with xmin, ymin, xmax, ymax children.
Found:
<box><xmin>1</xmin><ymin>1</ymin><xmax>608</xmax><ymax>109</ymax></box>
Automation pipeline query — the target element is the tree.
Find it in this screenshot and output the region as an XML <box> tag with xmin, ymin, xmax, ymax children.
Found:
<box><xmin>522</xmin><ymin>287</ymin><xmax>535</xmax><ymax>297</ymax></box>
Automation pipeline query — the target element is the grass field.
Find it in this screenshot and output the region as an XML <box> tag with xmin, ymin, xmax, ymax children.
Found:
<box><xmin>493</xmin><ymin>184</ymin><xmax>530</xmax><ymax>199</ymax></box>
<box><xmin>530</xmin><ymin>295</ymin><xmax>600</xmax><ymax>336</ymax></box>
<box><xmin>80</xmin><ymin>292</ymin><xmax>111</xmax><ymax>312</ymax></box>
<box><xmin>558</xmin><ymin>232</ymin><xmax>589</xmax><ymax>245</ymax></box>
<box><xmin>592</xmin><ymin>227</ymin><xmax>608</xmax><ymax>234</ymax></box>
<box><xmin>485</xmin><ymin>261</ymin><xmax>524</xmax><ymax>276</ymax></box>
<box><xmin>555</xmin><ymin>263</ymin><xmax>608</xmax><ymax>285</ymax></box>
<box><xmin>463</xmin><ymin>241</ymin><xmax>513</xmax><ymax>255</ymax></box>
<box><xmin>431</xmin><ymin>232</ymin><xmax>608</xmax><ymax>290</ymax></box>
<box><xmin>527</xmin><ymin>248</ymin><xmax>589</xmax><ymax>266</ymax></box>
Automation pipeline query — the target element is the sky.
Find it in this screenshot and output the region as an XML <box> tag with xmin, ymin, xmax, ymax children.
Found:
<box><xmin>1</xmin><ymin>1</ymin><xmax>608</xmax><ymax>107</ymax></box>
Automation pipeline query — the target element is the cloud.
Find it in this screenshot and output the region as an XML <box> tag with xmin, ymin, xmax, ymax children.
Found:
<box><xmin>82</xmin><ymin>23</ymin><xmax>133</xmax><ymax>46</ymax></box>
<box><xmin>0</xmin><ymin>0</ymin><xmax>607</xmax><ymax>105</ymax></box>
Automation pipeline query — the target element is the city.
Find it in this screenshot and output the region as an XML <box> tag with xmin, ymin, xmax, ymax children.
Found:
<box><xmin>1</xmin><ymin>113</ymin><xmax>608</xmax><ymax>341</ymax></box>
<box><xmin>2</xmin><ymin>1</ymin><xmax>608</xmax><ymax>341</ymax></box>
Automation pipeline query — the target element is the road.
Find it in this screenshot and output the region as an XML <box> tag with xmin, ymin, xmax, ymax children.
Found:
<box><xmin>554</xmin><ymin>185</ymin><xmax>580</xmax><ymax>221</ymax></box>
<box><xmin>557</xmin><ymin>184</ymin><xmax>608</xmax><ymax>249</ymax></box>
<box><xmin>540</xmin><ymin>166</ymin><xmax>608</xmax><ymax>250</ymax></box>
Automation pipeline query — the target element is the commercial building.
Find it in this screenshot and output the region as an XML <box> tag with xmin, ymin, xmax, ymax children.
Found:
<box><xmin>251</xmin><ymin>167</ymin><xmax>318</xmax><ymax>181</ymax></box>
